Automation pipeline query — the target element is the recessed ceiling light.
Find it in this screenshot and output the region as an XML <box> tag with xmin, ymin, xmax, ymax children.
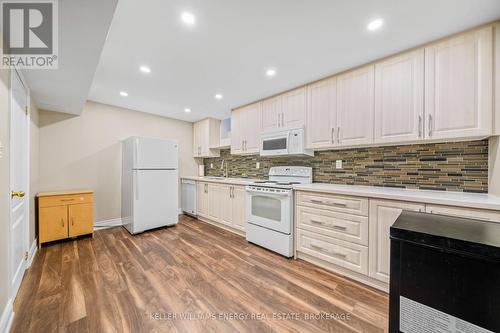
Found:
<box><xmin>181</xmin><ymin>12</ymin><xmax>196</xmax><ymax>25</ymax></box>
<box><xmin>139</xmin><ymin>65</ymin><xmax>151</xmax><ymax>73</ymax></box>
<box><xmin>266</xmin><ymin>68</ymin><xmax>276</xmax><ymax>77</ymax></box>
<box><xmin>120</xmin><ymin>91</ymin><xmax>128</xmax><ymax>97</ymax></box>
<box><xmin>184</xmin><ymin>108</ymin><xmax>191</xmax><ymax>113</ymax></box>
<box><xmin>367</xmin><ymin>18</ymin><xmax>384</xmax><ymax>32</ymax></box>
<box><xmin>215</xmin><ymin>94</ymin><xmax>223</xmax><ymax>100</ymax></box>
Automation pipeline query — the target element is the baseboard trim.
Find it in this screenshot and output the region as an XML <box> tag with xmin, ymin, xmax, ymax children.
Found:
<box><xmin>0</xmin><ymin>299</ymin><xmax>14</xmax><ymax>333</ymax></box>
<box><xmin>27</xmin><ymin>239</ymin><xmax>37</xmax><ymax>268</ymax></box>
<box><xmin>94</xmin><ymin>218</ymin><xmax>123</xmax><ymax>230</ymax></box>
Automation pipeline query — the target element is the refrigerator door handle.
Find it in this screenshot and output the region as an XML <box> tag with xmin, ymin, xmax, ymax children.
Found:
<box><xmin>134</xmin><ymin>138</ymin><xmax>139</xmax><ymax>168</ymax></box>
<box><xmin>134</xmin><ymin>170</ymin><xmax>139</xmax><ymax>200</ymax></box>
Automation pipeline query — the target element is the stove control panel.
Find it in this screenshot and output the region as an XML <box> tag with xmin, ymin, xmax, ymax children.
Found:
<box><xmin>268</xmin><ymin>166</ymin><xmax>312</xmax><ymax>178</ymax></box>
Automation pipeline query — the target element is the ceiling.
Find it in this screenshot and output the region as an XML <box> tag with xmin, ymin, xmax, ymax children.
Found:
<box><xmin>50</xmin><ymin>1</ymin><xmax>500</xmax><ymax>121</ymax></box>
<box><xmin>22</xmin><ymin>0</ymin><xmax>118</xmax><ymax>114</ymax></box>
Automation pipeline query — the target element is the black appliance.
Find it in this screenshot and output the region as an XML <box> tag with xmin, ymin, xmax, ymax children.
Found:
<box><xmin>389</xmin><ymin>211</ymin><xmax>500</xmax><ymax>333</ymax></box>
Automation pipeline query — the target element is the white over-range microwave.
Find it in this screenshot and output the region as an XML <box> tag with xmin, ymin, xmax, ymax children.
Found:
<box><xmin>260</xmin><ymin>127</ymin><xmax>313</xmax><ymax>157</ymax></box>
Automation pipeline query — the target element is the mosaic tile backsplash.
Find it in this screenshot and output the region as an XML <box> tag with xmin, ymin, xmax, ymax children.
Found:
<box><xmin>203</xmin><ymin>140</ymin><xmax>489</xmax><ymax>193</ymax></box>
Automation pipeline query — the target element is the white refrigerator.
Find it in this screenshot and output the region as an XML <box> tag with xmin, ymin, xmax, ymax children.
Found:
<box><xmin>122</xmin><ymin>137</ymin><xmax>179</xmax><ymax>234</ymax></box>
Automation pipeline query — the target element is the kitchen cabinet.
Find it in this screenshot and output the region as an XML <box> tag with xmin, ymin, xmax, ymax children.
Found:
<box><xmin>197</xmin><ymin>182</ymin><xmax>209</xmax><ymax>217</ymax></box>
<box><xmin>207</xmin><ymin>183</ymin><xmax>222</xmax><ymax>221</ymax></box>
<box><xmin>37</xmin><ymin>190</ymin><xmax>94</xmax><ymax>248</ymax></box>
<box><xmin>306</xmin><ymin>77</ymin><xmax>337</xmax><ymax>149</ymax></box>
<box><xmin>374</xmin><ymin>50</ymin><xmax>424</xmax><ymax>144</ymax></box>
<box><xmin>424</xmin><ymin>26</ymin><xmax>493</xmax><ymax>140</ymax></box>
<box><xmin>368</xmin><ymin>200</ymin><xmax>424</xmax><ymax>283</ymax></box>
<box><xmin>231</xmin><ymin>185</ymin><xmax>246</xmax><ymax>232</ymax></box>
<box><xmin>425</xmin><ymin>204</ymin><xmax>500</xmax><ymax>223</ymax></box>
<box><xmin>231</xmin><ymin>102</ymin><xmax>261</xmax><ymax>155</ymax></box>
<box><xmin>193</xmin><ymin>118</ymin><xmax>220</xmax><ymax>158</ymax></box>
<box><xmin>261</xmin><ymin>88</ymin><xmax>306</xmax><ymax>132</ymax></box>
<box><xmin>337</xmin><ymin>65</ymin><xmax>375</xmax><ymax>147</ymax></box>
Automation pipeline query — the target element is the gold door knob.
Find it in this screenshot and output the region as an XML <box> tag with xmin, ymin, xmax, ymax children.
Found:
<box><xmin>11</xmin><ymin>191</ymin><xmax>25</xmax><ymax>198</ymax></box>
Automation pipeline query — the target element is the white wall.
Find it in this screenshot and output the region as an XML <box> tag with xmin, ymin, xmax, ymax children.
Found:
<box><xmin>38</xmin><ymin>101</ymin><xmax>197</xmax><ymax>222</ymax></box>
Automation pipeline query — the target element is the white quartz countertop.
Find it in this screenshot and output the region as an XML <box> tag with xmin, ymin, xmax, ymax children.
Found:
<box><xmin>181</xmin><ymin>176</ymin><xmax>259</xmax><ymax>186</ymax></box>
<box><xmin>293</xmin><ymin>183</ymin><xmax>500</xmax><ymax>211</ymax></box>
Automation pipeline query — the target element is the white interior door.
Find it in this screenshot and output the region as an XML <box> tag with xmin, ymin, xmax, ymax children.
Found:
<box><xmin>10</xmin><ymin>70</ymin><xmax>29</xmax><ymax>298</ymax></box>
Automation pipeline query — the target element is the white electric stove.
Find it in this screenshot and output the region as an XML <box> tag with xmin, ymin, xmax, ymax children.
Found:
<box><xmin>245</xmin><ymin>166</ymin><xmax>312</xmax><ymax>257</ymax></box>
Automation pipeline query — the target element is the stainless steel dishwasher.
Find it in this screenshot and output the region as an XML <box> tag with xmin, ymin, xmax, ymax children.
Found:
<box><xmin>181</xmin><ymin>179</ymin><xmax>197</xmax><ymax>217</ymax></box>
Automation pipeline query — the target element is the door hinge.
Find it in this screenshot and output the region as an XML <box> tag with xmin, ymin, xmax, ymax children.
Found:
<box><xmin>24</xmin><ymin>251</ymin><xmax>29</xmax><ymax>260</ymax></box>
<box><xmin>24</xmin><ymin>106</ymin><xmax>29</xmax><ymax>115</ymax></box>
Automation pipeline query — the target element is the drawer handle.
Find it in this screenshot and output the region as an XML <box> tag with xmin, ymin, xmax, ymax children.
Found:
<box><xmin>310</xmin><ymin>199</ymin><xmax>347</xmax><ymax>207</ymax></box>
<box><xmin>310</xmin><ymin>220</ymin><xmax>347</xmax><ymax>231</ymax></box>
<box><xmin>310</xmin><ymin>243</ymin><xmax>347</xmax><ymax>258</ymax></box>
<box><xmin>310</xmin><ymin>219</ymin><xmax>324</xmax><ymax>225</ymax></box>
<box><xmin>61</xmin><ymin>198</ymin><xmax>75</xmax><ymax>202</ymax></box>
<box><xmin>332</xmin><ymin>225</ymin><xmax>347</xmax><ymax>231</ymax></box>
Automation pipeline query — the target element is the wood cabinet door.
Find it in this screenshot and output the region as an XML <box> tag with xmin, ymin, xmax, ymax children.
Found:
<box><xmin>219</xmin><ymin>185</ymin><xmax>233</xmax><ymax>226</ymax></box>
<box><xmin>375</xmin><ymin>49</ymin><xmax>424</xmax><ymax>144</ymax></box>
<box><xmin>425</xmin><ymin>27</ymin><xmax>493</xmax><ymax>140</ymax></box>
<box><xmin>230</xmin><ymin>108</ymin><xmax>244</xmax><ymax>154</ymax></box>
<box><xmin>231</xmin><ymin>186</ymin><xmax>246</xmax><ymax>232</ymax></box>
<box><xmin>39</xmin><ymin>205</ymin><xmax>68</xmax><ymax>243</ymax></box>
<box><xmin>282</xmin><ymin>87</ymin><xmax>306</xmax><ymax>129</ymax></box>
<box><xmin>207</xmin><ymin>183</ymin><xmax>222</xmax><ymax>221</ymax></box>
<box><xmin>261</xmin><ymin>96</ymin><xmax>281</xmax><ymax>132</ymax></box>
<box><xmin>68</xmin><ymin>203</ymin><xmax>94</xmax><ymax>237</ymax></box>
<box><xmin>306</xmin><ymin>77</ymin><xmax>337</xmax><ymax>149</ymax></box>
<box><xmin>337</xmin><ymin>65</ymin><xmax>375</xmax><ymax>147</ymax></box>
<box><xmin>368</xmin><ymin>200</ymin><xmax>424</xmax><ymax>283</ymax></box>
<box><xmin>244</xmin><ymin>102</ymin><xmax>262</xmax><ymax>154</ymax></box>
<box><xmin>197</xmin><ymin>182</ymin><xmax>209</xmax><ymax>217</ymax></box>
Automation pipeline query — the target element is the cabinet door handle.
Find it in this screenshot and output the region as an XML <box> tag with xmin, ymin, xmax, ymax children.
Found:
<box><xmin>61</xmin><ymin>218</ymin><xmax>64</xmax><ymax>227</ymax></box>
<box><xmin>428</xmin><ymin>114</ymin><xmax>433</xmax><ymax>136</ymax></box>
<box><xmin>331</xmin><ymin>128</ymin><xmax>335</xmax><ymax>144</ymax></box>
<box><xmin>337</xmin><ymin>126</ymin><xmax>340</xmax><ymax>143</ymax></box>
<box><xmin>418</xmin><ymin>115</ymin><xmax>423</xmax><ymax>138</ymax></box>
<box><xmin>71</xmin><ymin>217</ymin><xmax>74</xmax><ymax>226</ymax></box>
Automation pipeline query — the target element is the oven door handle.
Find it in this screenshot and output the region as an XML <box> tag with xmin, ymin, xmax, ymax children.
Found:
<box><xmin>245</xmin><ymin>188</ymin><xmax>291</xmax><ymax>196</ymax></box>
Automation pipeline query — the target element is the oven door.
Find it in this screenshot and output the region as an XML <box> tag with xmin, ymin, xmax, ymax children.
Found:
<box><xmin>260</xmin><ymin>132</ymin><xmax>290</xmax><ymax>156</ymax></box>
<box><xmin>246</xmin><ymin>187</ymin><xmax>292</xmax><ymax>234</ymax></box>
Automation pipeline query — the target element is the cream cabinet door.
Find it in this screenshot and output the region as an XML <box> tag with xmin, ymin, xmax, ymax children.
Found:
<box><xmin>231</xmin><ymin>108</ymin><xmax>244</xmax><ymax>154</ymax></box>
<box><xmin>231</xmin><ymin>186</ymin><xmax>246</xmax><ymax>232</ymax></box>
<box><xmin>306</xmin><ymin>78</ymin><xmax>337</xmax><ymax>149</ymax></box>
<box><xmin>207</xmin><ymin>183</ymin><xmax>222</xmax><ymax>222</ymax></box>
<box><xmin>193</xmin><ymin>121</ymin><xmax>201</xmax><ymax>157</ymax></box>
<box><xmin>219</xmin><ymin>185</ymin><xmax>233</xmax><ymax>226</ymax></box>
<box><xmin>261</xmin><ymin>96</ymin><xmax>281</xmax><ymax>132</ymax></box>
<box><xmin>244</xmin><ymin>102</ymin><xmax>262</xmax><ymax>154</ymax></box>
<box><xmin>282</xmin><ymin>87</ymin><xmax>306</xmax><ymax>129</ymax></box>
<box><xmin>198</xmin><ymin>119</ymin><xmax>210</xmax><ymax>156</ymax></box>
<box><xmin>196</xmin><ymin>182</ymin><xmax>209</xmax><ymax>217</ymax></box>
<box><xmin>369</xmin><ymin>200</ymin><xmax>425</xmax><ymax>283</ymax></box>
<box><xmin>375</xmin><ymin>50</ymin><xmax>424</xmax><ymax>144</ymax></box>
<box><xmin>425</xmin><ymin>27</ymin><xmax>493</xmax><ymax>140</ymax></box>
<box><xmin>337</xmin><ymin>65</ymin><xmax>375</xmax><ymax>147</ymax></box>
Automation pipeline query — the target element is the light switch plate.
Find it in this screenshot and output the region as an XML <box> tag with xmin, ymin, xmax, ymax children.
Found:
<box><xmin>0</xmin><ymin>140</ymin><xmax>3</xmax><ymax>159</ymax></box>
<box><xmin>210</xmin><ymin>163</ymin><xmax>213</xmax><ymax>169</ymax></box>
<box><xmin>336</xmin><ymin>160</ymin><xmax>343</xmax><ymax>169</ymax></box>
<box><xmin>256</xmin><ymin>162</ymin><xmax>260</xmax><ymax>169</ymax></box>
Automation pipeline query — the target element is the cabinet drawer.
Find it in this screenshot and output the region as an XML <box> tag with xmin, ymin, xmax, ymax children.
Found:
<box><xmin>39</xmin><ymin>193</ymin><xmax>93</xmax><ymax>208</ymax></box>
<box><xmin>296</xmin><ymin>206</ymin><xmax>368</xmax><ymax>245</ymax></box>
<box><xmin>297</xmin><ymin>229</ymin><xmax>368</xmax><ymax>274</ymax></box>
<box><xmin>296</xmin><ymin>191</ymin><xmax>368</xmax><ymax>216</ymax></box>
<box><xmin>425</xmin><ymin>205</ymin><xmax>500</xmax><ymax>223</ymax></box>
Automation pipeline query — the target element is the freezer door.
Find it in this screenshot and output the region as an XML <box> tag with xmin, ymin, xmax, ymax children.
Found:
<box><xmin>134</xmin><ymin>137</ymin><xmax>178</xmax><ymax>169</ymax></box>
<box><xmin>132</xmin><ymin>169</ymin><xmax>179</xmax><ymax>233</ymax></box>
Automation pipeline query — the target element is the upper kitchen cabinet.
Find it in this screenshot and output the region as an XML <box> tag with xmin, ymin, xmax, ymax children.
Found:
<box><xmin>261</xmin><ymin>96</ymin><xmax>281</xmax><ymax>132</ymax></box>
<box><xmin>374</xmin><ymin>49</ymin><xmax>424</xmax><ymax>144</ymax></box>
<box><xmin>306</xmin><ymin>77</ymin><xmax>337</xmax><ymax>149</ymax></box>
<box><xmin>424</xmin><ymin>27</ymin><xmax>493</xmax><ymax>140</ymax></box>
<box><xmin>337</xmin><ymin>65</ymin><xmax>375</xmax><ymax>147</ymax></box>
<box><xmin>193</xmin><ymin>118</ymin><xmax>220</xmax><ymax>158</ymax></box>
<box><xmin>261</xmin><ymin>87</ymin><xmax>306</xmax><ymax>132</ymax></box>
<box><xmin>231</xmin><ymin>102</ymin><xmax>262</xmax><ymax>155</ymax></box>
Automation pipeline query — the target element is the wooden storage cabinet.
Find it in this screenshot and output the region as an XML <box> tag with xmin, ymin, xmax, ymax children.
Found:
<box><xmin>37</xmin><ymin>190</ymin><xmax>94</xmax><ymax>248</ymax></box>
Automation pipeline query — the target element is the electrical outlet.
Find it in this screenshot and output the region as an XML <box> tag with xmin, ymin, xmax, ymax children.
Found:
<box><xmin>336</xmin><ymin>160</ymin><xmax>343</xmax><ymax>169</ymax></box>
<box><xmin>210</xmin><ymin>163</ymin><xmax>213</xmax><ymax>169</ymax></box>
<box><xmin>0</xmin><ymin>140</ymin><xmax>3</xmax><ymax>159</ymax></box>
<box><xmin>256</xmin><ymin>162</ymin><xmax>260</xmax><ymax>169</ymax></box>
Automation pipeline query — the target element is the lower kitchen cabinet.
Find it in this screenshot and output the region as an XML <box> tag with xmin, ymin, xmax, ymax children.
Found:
<box><xmin>196</xmin><ymin>181</ymin><xmax>246</xmax><ymax>233</ymax></box>
<box><xmin>425</xmin><ymin>204</ymin><xmax>500</xmax><ymax>223</ymax></box>
<box><xmin>37</xmin><ymin>190</ymin><xmax>94</xmax><ymax>248</ymax></box>
<box><xmin>368</xmin><ymin>199</ymin><xmax>424</xmax><ymax>283</ymax></box>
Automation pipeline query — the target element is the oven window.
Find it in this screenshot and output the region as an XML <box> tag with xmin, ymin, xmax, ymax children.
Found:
<box><xmin>251</xmin><ymin>195</ymin><xmax>281</xmax><ymax>222</ymax></box>
<box><xmin>263</xmin><ymin>138</ymin><xmax>287</xmax><ymax>151</ymax></box>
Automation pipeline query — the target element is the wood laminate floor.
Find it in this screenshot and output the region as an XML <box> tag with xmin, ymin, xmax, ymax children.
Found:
<box><xmin>11</xmin><ymin>215</ymin><xmax>388</xmax><ymax>333</ymax></box>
